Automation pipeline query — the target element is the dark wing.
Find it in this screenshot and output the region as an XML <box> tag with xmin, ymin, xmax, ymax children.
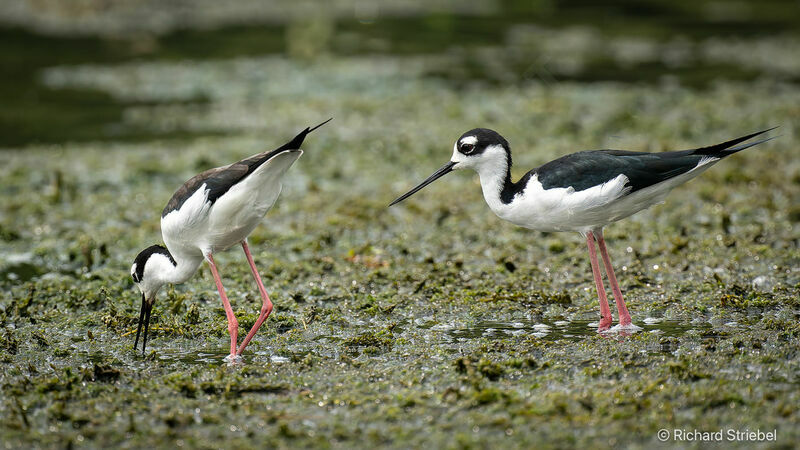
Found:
<box><xmin>533</xmin><ymin>128</ymin><xmax>775</xmax><ymax>193</ymax></box>
<box><xmin>534</xmin><ymin>150</ymin><xmax>702</xmax><ymax>193</ymax></box>
<box><xmin>161</xmin><ymin>119</ymin><xmax>332</xmax><ymax>217</ymax></box>
<box><xmin>161</xmin><ymin>163</ymin><xmax>249</xmax><ymax>217</ymax></box>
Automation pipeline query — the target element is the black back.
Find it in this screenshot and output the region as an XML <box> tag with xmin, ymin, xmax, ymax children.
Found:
<box><xmin>162</xmin><ymin>119</ymin><xmax>331</xmax><ymax>217</ymax></box>
<box><xmin>500</xmin><ymin>127</ymin><xmax>774</xmax><ymax>203</ymax></box>
<box><xmin>534</xmin><ymin>149</ymin><xmax>700</xmax><ymax>192</ymax></box>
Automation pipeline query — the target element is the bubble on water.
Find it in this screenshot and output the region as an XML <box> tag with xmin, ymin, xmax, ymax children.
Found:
<box><xmin>430</xmin><ymin>322</ymin><xmax>454</xmax><ymax>331</ymax></box>
<box><xmin>751</xmin><ymin>275</ymin><xmax>774</xmax><ymax>292</ymax></box>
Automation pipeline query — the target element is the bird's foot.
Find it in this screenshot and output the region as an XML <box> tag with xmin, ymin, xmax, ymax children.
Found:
<box><xmin>597</xmin><ymin>316</ymin><xmax>613</xmax><ymax>332</ymax></box>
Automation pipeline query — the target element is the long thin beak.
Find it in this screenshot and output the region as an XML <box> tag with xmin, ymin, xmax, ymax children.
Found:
<box><xmin>133</xmin><ymin>293</ymin><xmax>154</xmax><ymax>355</ymax></box>
<box><xmin>389</xmin><ymin>161</ymin><xmax>456</xmax><ymax>206</ymax></box>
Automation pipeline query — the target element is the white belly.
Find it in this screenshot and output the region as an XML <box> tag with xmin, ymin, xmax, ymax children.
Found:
<box><xmin>204</xmin><ymin>180</ymin><xmax>283</xmax><ymax>252</ymax></box>
<box><xmin>486</xmin><ymin>174</ymin><xmax>631</xmax><ymax>233</ymax></box>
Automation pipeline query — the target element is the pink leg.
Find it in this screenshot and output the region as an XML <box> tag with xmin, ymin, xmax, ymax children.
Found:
<box><xmin>236</xmin><ymin>240</ymin><xmax>274</xmax><ymax>356</ymax></box>
<box><xmin>206</xmin><ymin>254</ymin><xmax>239</xmax><ymax>357</ymax></box>
<box><xmin>595</xmin><ymin>230</ymin><xmax>632</xmax><ymax>326</ymax></box>
<box><xmin>587</xmin><ymin>232</ymin><xmax>613</xmax><ymax>330</ymax></box>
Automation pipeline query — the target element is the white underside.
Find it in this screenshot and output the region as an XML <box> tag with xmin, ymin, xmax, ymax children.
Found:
<box><xmin>161</xmin><ymin>150</ymin><xmax>303</xmax><ymax>259</ymax></box>
<box><xmin>482</xmin><ymin>156</ymin><xmax>719</xmax><ymax>234</ymax></box>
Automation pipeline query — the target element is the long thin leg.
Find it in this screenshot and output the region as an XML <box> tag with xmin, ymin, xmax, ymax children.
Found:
<box><xmin>595</xmin><ymin>229</ymin><xmax>632</xmax><ymax>327</ymax></box>
<box><xmin>236</xmin><ymin>240</ymin><xmax>274</xmax><ymax>356</ymax></box>
<box><xmin>586</xmin><ymin>231</ymin><xmax>613</xmax><ymax>330</ymax></box>
<box><xmin>206</xmin><ymin>253</ymin><xmax>239</xmax><ymax>357</ymax></box>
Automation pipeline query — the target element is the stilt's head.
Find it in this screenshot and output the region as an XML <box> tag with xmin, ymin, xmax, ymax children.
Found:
<box><xmin>389</xmin><ymin>128</ymin><xmax>511</xmax><ymax>206</ymax></box>
<box><xmin>130</xmin><ymin>244</ymin><xmax>174</xmax><ymax>355</ymax></box>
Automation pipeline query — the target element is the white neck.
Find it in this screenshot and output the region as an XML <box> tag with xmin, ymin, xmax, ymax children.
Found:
<box><xmin>162</xmin><ymin>253</ymin><xmax>204</xmax><ymax>285</ymax></box>
<box><xmin>474</xmin><ymin>151</ymin><xmax>512</xmax><ymax>216</ymax></box>
<box><xmin>144</xmin><ymin>251</ymin><xmax>203</xmax><ymax>288</ymax></box>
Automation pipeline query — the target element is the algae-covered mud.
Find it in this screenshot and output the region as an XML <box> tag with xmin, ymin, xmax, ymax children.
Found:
<box><xmin>1</xmin><ymin>1</ymin><xmax>799</xmax><ymax>448</ymax></box>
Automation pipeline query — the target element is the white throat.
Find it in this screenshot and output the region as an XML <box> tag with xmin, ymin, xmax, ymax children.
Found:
<box><xmin>161</xmin><ymin>253</ymin><xmax>203</xmax><ymax>285</ymax></box>
<box><xmin>473</xmin><ymin>145</ymin><xmax>512</xmax><ymax>215</ymax></box>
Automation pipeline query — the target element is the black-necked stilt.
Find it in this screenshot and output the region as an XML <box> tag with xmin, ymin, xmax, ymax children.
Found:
<box><xmin>390</xmin><ymin>127</ymin><xmax>776</xmax><ymax>331</ymax></box>
<box><xmin>130</xmin><ymin>119</ymin><xmax>331</xmax><ymax>360</ymax></box>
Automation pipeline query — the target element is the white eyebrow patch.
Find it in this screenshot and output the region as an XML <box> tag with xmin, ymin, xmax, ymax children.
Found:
<box><xmin>460</xmin><ymin>136</ymin><xmax>478</xmax><ymax>145</ymax></box>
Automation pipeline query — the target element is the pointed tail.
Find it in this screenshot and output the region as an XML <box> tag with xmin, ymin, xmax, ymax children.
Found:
<box><xmin>276</xmin><ymin>118</ymin><xmax>333</xmax><ymax>152</ymax></box>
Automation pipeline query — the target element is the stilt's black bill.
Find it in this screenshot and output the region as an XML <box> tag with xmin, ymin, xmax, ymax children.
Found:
<box><xmin>133</xmin><ymin>293</ymin><xmax>154</xmax><ymax>356</ymax></box>
<box><xmin>389</xmin><ymin>161</ymin><xmax>456</xmax><ymax>206</ymax></box>
<box><xmin>133</xmin><ymin>293</ymin><xmax>145</xmax><ymax>351</ymax></box>
<box><xmin>143</xmin><ymin>303</ymin><xmax>152</xmax><ymax>355</ymax></box>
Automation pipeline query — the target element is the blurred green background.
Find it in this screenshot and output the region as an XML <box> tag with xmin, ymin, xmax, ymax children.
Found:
<box><xmin>1</xmin><ymin>0</ymin><xmax>798</xmax><ymax>147</ymax></box>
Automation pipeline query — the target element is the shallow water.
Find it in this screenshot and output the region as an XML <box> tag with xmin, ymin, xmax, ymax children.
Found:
<box><xmin>444</xmin><ymin>318</ymin><xmax>706</xmax><ymax>342</ymax></box>
<box><xmin>128</xmin><ymin>317</ymin><xmax>757</xmax><ymax>367</ymax></box>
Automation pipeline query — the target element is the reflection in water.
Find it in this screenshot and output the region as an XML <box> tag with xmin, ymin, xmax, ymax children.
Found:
<box><xmin>148</xmin><ymin>348</ymin><xmax>291</xmax><ymax>365</ymax></box>
<box><xmin>445</xmin><ymin>318</ymin><xmax>708</xmax><ymax>346</ymax></box>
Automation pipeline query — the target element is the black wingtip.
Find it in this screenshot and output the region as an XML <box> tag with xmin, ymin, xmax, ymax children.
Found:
<box><xmin>725</xmin><ymin>135</ymin><xmax>780</xmax><ymax>154</ymax></box>
<box><xmin>277</xmin><ymin>118</ymin><xmax>333</xmax><ymax>151</ymax></box>
<box><xmin>308</xmin><ymin>117</ymin><xmax>333</xmax><ymax>133</ymax></box>
<box><xmin>694</xmin><ymin>126</ymin><xmax>779</xmax><ymax>156</ymax></box>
